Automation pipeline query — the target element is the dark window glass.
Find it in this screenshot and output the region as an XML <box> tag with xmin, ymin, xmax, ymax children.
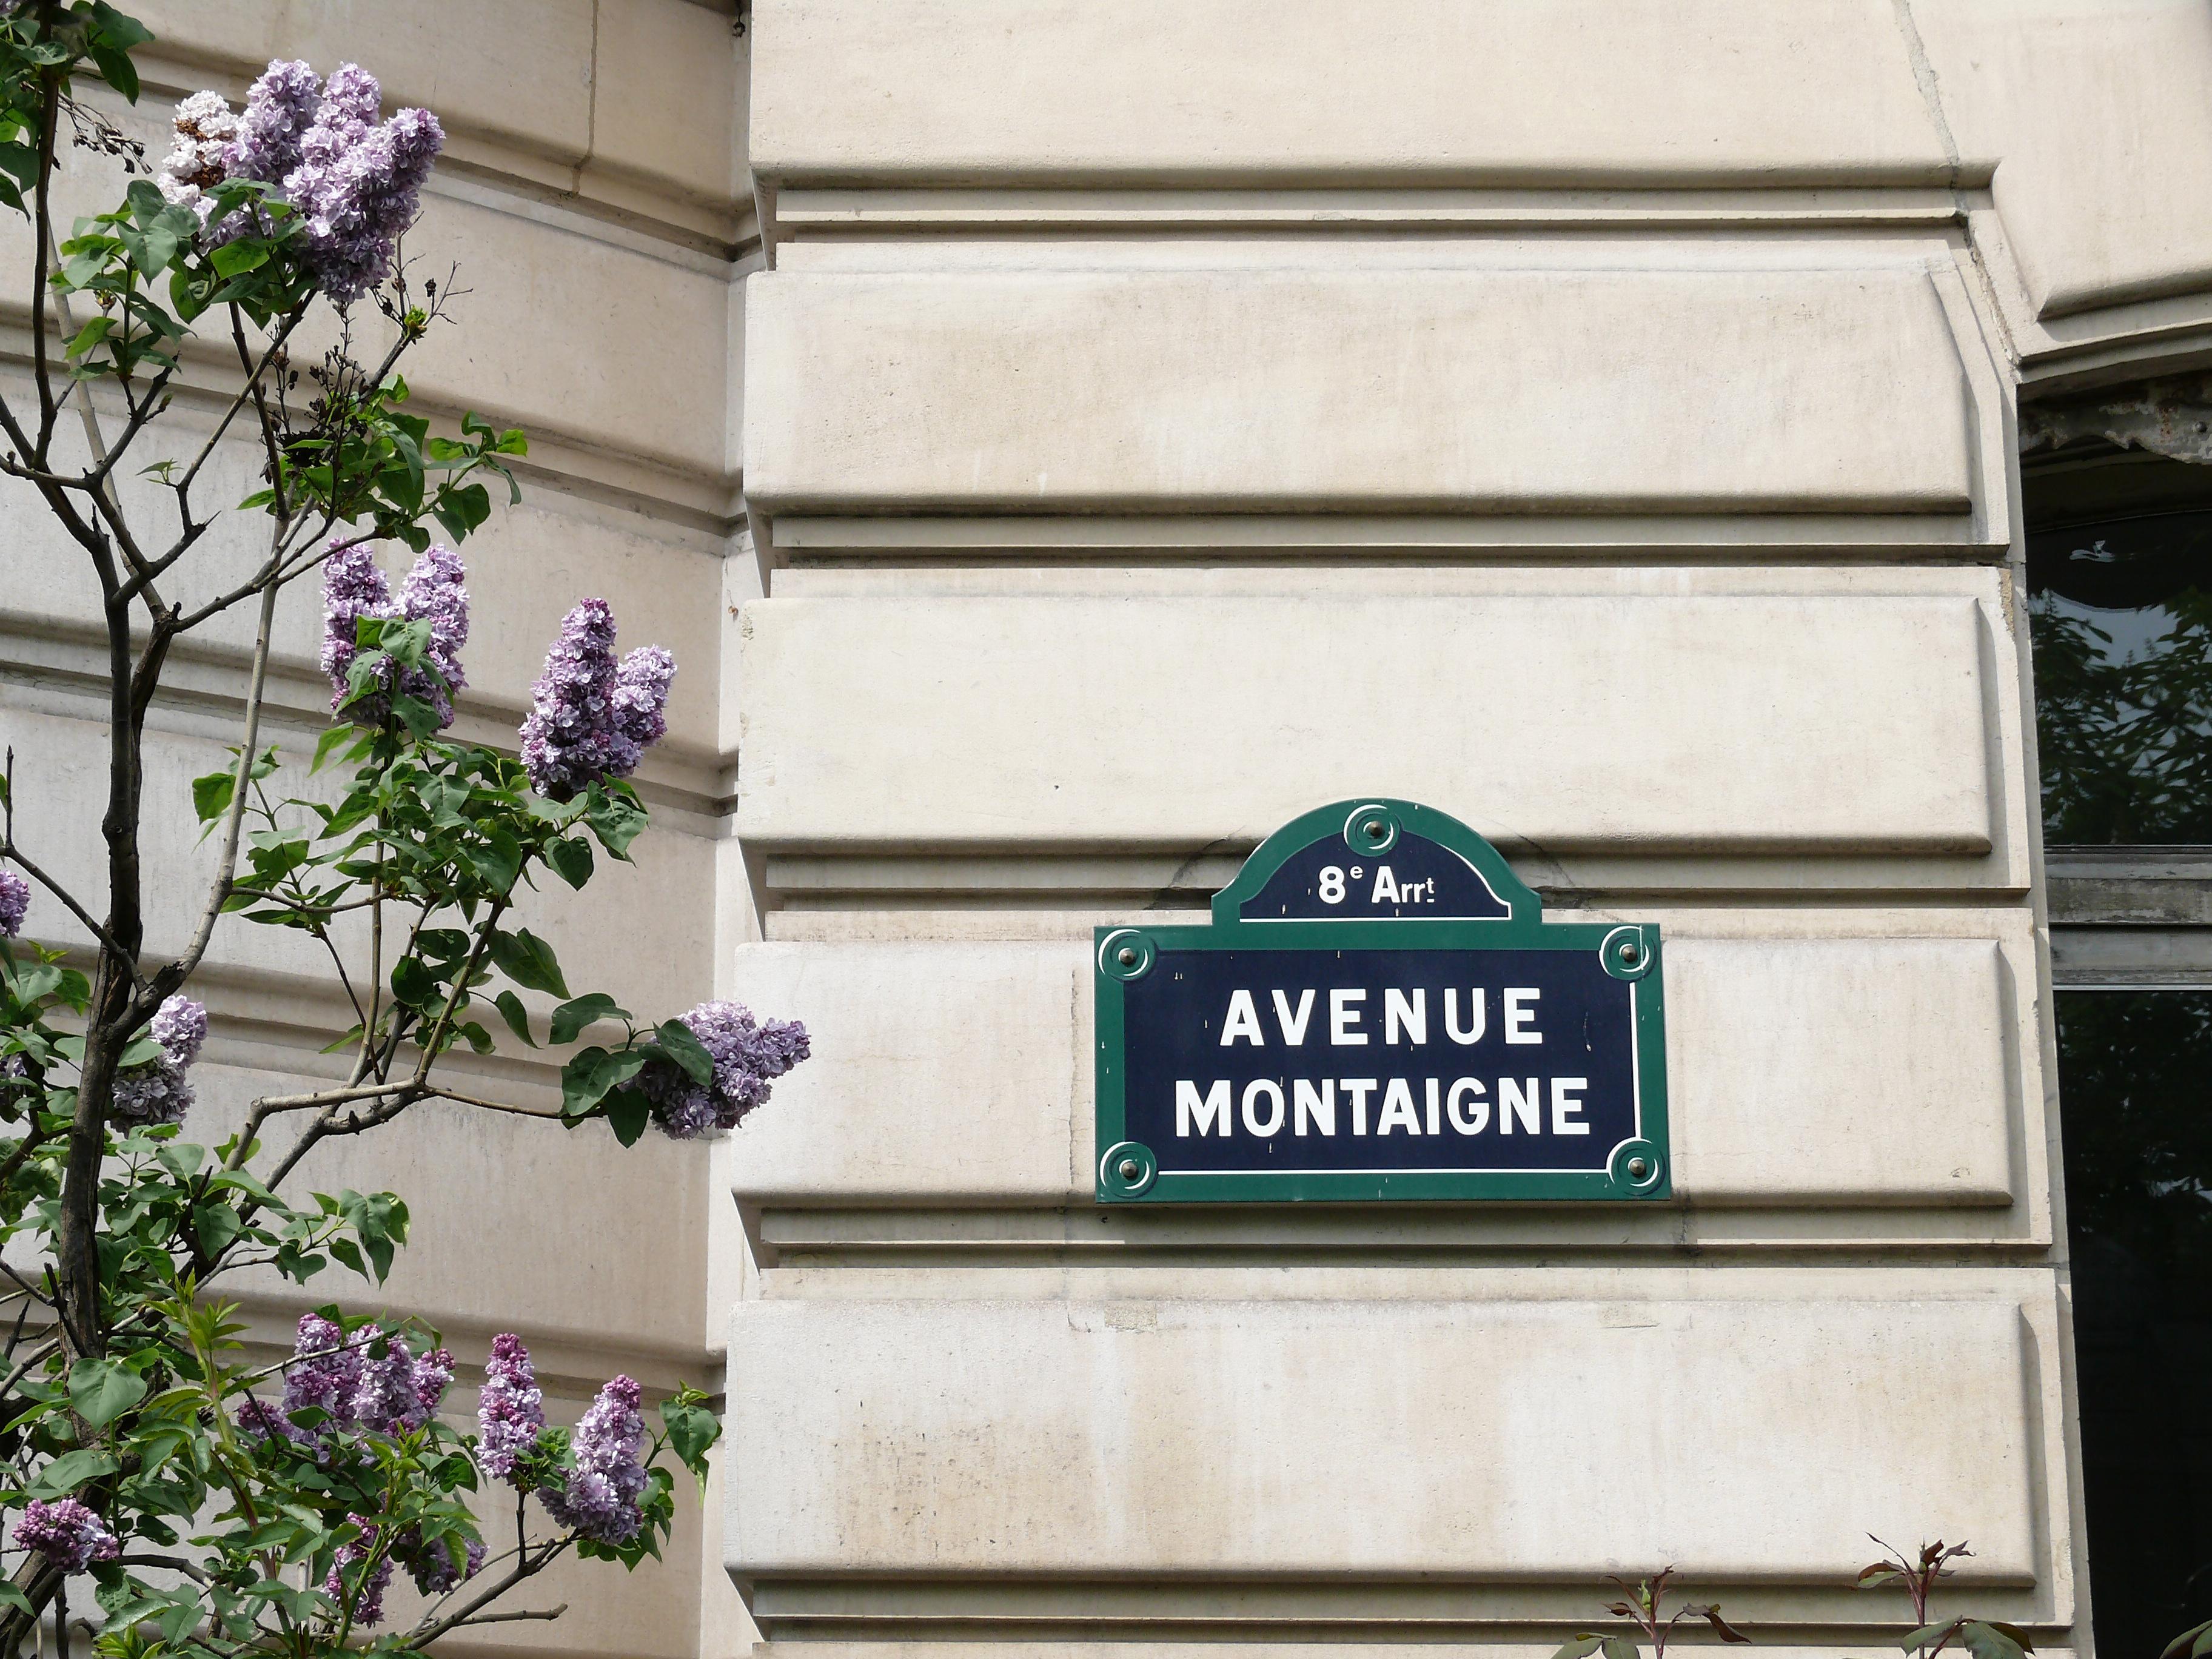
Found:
<box><xmin>2058</xmin><ymin>989</ymin><xmax>2212</xmax><ymax>1657</ymax></box>
<box><xmin>2027</xmin><ymin>452</ymin><xmax>2212</xmax><ymax>844</ymax></box>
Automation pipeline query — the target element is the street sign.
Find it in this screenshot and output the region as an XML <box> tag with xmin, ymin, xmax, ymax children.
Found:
<box><xmin>1094</xmin><ymin>799</ymin><xmax>1669</xmax><ymax>1203</ymax></box>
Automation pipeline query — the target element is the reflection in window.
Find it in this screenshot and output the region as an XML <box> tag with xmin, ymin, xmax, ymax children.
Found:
<box><xmin>2029</xmin><ymin>504</ymin><xmax>2212</xmax><ymax>844</ymax></box>
<box><xmin>2058</xmin><ymin>990</ymin><xmax>2212</xmax><ymax>1659</ymax></box>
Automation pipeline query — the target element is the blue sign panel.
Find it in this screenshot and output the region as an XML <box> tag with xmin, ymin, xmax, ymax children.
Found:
<box><xmin>1094</xmin><ymin>800</ymin><xmax>1668</xmax><ymax>1204</ymax></box>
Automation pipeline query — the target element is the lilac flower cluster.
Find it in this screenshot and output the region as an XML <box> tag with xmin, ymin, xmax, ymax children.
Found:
<box><xmin>228</xmin><ymin>59</ymin><xmax>319</xmax><ymax>185</ymax></box>
<box><xmin>640</xmin><ymin>1000</ymin><xmax>810</xmax><ymax>1140</ymax></box>
<box><xmin>478</xmin><ymin>1336</ymin><xmax>649</xmax><ymax>1545</ymax></box>
<box><xmin>475</xmin><ymin>1332</ymin><xmax>546</xmax><ymax>1481</ymax></box>
<box><xmin>319</xmin><ymin>541</ymin><xmax>471</xmax><ymax>729</ymax></box>
<box><xmin>404</xmin><ymin>1532</ymin><xmax>486</xmax><ymax>1597</ymax></box>
<box><xmin>154</xmin><ymin>91</ymin><xmax>238</xmax><ymax>226</ymax></box>
<box><xmin>156</xmin><ymin>59</ymin><xmax>444</xmax><ymax>304</ymax></box>
<box><xmin>0</xmin><ymin>868</ymin><xmax>27</xmax><ymax>938</ymax></box>
<box><xmin>250</xmin><ymin>1313</ymin><xmax>453</xmax><ymax>1446</ymax></box>
<box><xmin>517</xmin><ymin>600</ymin><xmax>677</xmax><ymax>800</ymax></box>
<box><xmin>109</xmin><ymin>993</ymin><xmax>206</xmax><ymax>1129</ymax></box>
<box><xmin>12</xmin><ymin>1498</ymin><xmax>119</xmax><ymax>1574</ymax></box>
<box><xmin>325</xmin><ymin>1517</ymin><xmax>392</xmax><ymax>1626</ymax></box>
<box><xmin>540</xmin><ymin>1375</ymin><xmax>648</xmax><ymax>1545</ymax></box>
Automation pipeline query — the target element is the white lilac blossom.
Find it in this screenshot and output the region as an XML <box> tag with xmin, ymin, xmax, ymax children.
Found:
<box><xmin>12</xmin><ymin>1498</ymin><xmax>120</xmax><ymax>1574</ymax></box>
<box><xmin>155</xmin><ymin>90</ymin><xmax>238</xmax><ymax>225</ymax></box>
<box><xmin>320</xmin><ymin>542</ymin><xmax>471</xmax><ymax>729</ymax></box>
<box><xmin>325</xmin><ymin>1517</ymin><xmax>392</xmax><ymax>1627</ymax></box>
<box><xmin>0</xmin><ymin>868</ymin><xmax>27</xmax><ymax>937</ymax></box>
<box><xmin>518</xmin><ymin>600</ymin><xmax>677</xmax><ymax>799</ymax></box>
<box><xmin>476</xmin><ymin>1332</ymin><xmax>546</xmax><ymax>1483</ymax></box>
<box><xmin>640</xmin><ymin>1000</ymin><xmax>811</xmax><ymax>1141</ymax></box>
<box><xmin>540</xmin><ymin>1375</ymin><xmax>647</xmax><ymax>1544</ymax></box>
<box><xmin>109</xmin><ymin>993</ymin><xmax>208</xmax><ymax>1128</ymax></box>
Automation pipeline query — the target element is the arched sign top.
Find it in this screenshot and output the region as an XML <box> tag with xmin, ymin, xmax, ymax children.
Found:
<box><xmin>1212</xmin><ymin>799</ymin><xmax>1541</xmax><ymax>928</ymax></box>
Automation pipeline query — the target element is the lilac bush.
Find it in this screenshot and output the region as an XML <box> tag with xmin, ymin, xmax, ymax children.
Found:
<box><xmin>0</xmin><ymin>18</ymin><xmax>783</xmax><ymax>1655</ymax></box>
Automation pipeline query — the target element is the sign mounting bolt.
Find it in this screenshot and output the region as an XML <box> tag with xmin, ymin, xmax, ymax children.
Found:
<box><xmin>1618</xmin><ymin>940</ymin><xmax>1640</xmax><ymax>964</ymax></box>
<box><xmin>1117</xmin><ymin>946</ymin><xmax>1139</xmax><ymax>967</ymax></box>
<box><xmin>1118</xmin><ymin>1159</ymin><xmax>1141</xmax><ymax>1181</ymax></box>
<box><xmin>1627</xmin><ymin>1156</ymin><xmax>1650</xmax><ymax>1181</ymax></box>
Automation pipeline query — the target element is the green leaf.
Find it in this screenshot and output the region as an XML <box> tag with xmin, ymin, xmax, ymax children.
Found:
<box><xmin>193</xmin><ymin>767</ymin><xmax>236</xmax><ymax>823</ymax></box>
<box><xmin>492</xmin><ymin>990</ymin><xmax>538</xmax><ymax>1048</ymax></box>
<box><xmin>2162</xmin><ymin>1620</ymin><xmax>2212</xmax><ymax>1659</ymax></box>
<box><xmin>1957</xmin><ymin>1623</ymin><xmax>2033</xmax><ymax>1659</ymax></box>
<box><xmin>560</xmin><ymin>1046</ymin><xmax>646</xmax><ymax>1118</ymax></box>
<box><xmin>546</xmin><ymin>834</ymin><xmax>594</xmax><ymax>890</ymax></box>
<box><xmin>660</xmin><ymin>1398</ymin><xmax>720</xmax><ymax>1489</ymax></box>
<box><xmin>312</xmin><ymin>722</ymin><xmax>364</xmax><ymax>774</ymax></box>
<box><xmin>492</xmin><ymin>928</ymin><xmax>569</xmax><ymax>998</ymax></box>
<box><xmin>209</xmin><ymin>241</ymin><xmax>269</xmax><ymax>278</ymax></box>
<box><xmin>67</xmin><ymin>1358</ymin><xmax>147</xmax><ymax>1430</ymax></box>
<box><xmin>1905</xmin><ymin>1621</ymin><xmax>1968</xmax><ymax>1655</ymax></box>
<box><xmin>604</xmin><ymin>1085</ymin><xmax>651</xmax><ymax>1146</ymax></box>
<box><xmin>0</xmin><ymin>1584</ymin><xmax>33</xmax><ymax>1617</ymax></box>
<box><xmin>390</xmin><ymin>956</ymin><xmax>441</xmax><ymax>1011</ymax></box>
<box><xmin>27</xmin><ymin>1448</ymin><xmax>120</xmax><ymax>1498</ymax></box>
<box><xmin>1550</xmin><ymin>1640</ymin><xmax>1604</xmax><ymax>1659</ymax></box>
<box><xmin>653</xmin><ymin>1018</ymin><xmax>715</xmax><ymax>1087</ymax></box>
<box><xmin>551</xmin><ymin>993</ymin><xmax>628</xmax><ymax>1045</ymax></box>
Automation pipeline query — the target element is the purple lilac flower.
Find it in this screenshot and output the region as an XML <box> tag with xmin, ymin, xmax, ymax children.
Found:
<box><xmin>396</xmin><ymin>544</ymin><xmax>469</xmax><ymax>726</ymax></box>
<box><xmin>322</xmin><ymin>544</ymin><xmax>471</xmax><ymax>730</ymax></box>
<box><xmin>518</xmin><ymin>600</ymin><xmax>675</xmax><ymax>799</ymax></box>
<box><xmin>477</xmin><ymin>1333</ymin><xmax>546</xmax><ymax>1483</ymax></box>
<box><xmin>541</xmin><ymin>1375</ymin><xmax>647</xmax><ymax>1544</ymax></box>
<box><xmin>156</xmin><ymin>91</ymin><xmax>239</xmax><ymax>225</ymax></box>
<box><xmin>12</xmin><ymin>1498</ymin><xmax>119</xmax><ymax>1574</ymax></box>
<box><xmin>227</xmin><ymin>60</ymin><xmax>321</xmax><ymax>187</ymax></box>
<box><xmin>281</xmin><ymin>1312</ymin><xmax>364</xmax><ymax>1429</ymax></box>
<box><xmin>109</xmin><ymin>993</ymin><xmax>209</xmax><ymax>1128</ymax></box>
<box><xmin>326</xmin><ymin>1517</ymin><xmax>392</xmax><ymax>1626</ymax></box>
<box><xmin>109</xmin><ymin>1059</ymin><xmax>193</xmax><ymax>1128</ymax></box>
<box><xmin>347</xmin><ymin>1335</ymin><xmax>424</xmax><ymax>1435</ymax></box>
<box><xmin>641</xmin><ymin>999</ymin><xmax>811</xmax><ymax>1140</ymax></box>
<box><xmin>404</xmin><ymin>1532</ymin><xmax>484</xmax><ymax>1596</ymax></box>
<box><xmin>150</xmin><ymin>994</ymin><xmax>207</xmax><ymax>1067</ymax></box>
<box><xmin>0</xmin><ymin>868</ymin><xmax>27</xmax><ymax>938</ymax></box>
<box><xmin>281</xmin><ymin>65</ymin><xmax>444</xmax><ymax>304</ymax></box>
<box><xmin>320</xmin><ymin>542</ymin><xmax>394</xmax><ymax>721</ymax></box>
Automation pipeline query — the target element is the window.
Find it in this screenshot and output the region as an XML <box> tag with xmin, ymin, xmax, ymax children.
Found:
<box><xmin>2028</xmin><ymin>431</ymin><xmax>2212</xmax><ymax>1655</ymax></box>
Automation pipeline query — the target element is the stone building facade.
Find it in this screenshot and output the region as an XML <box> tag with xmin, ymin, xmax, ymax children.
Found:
<box><xmin>10</xmin><ymin>2</ymin><xmax>2212</xmax><ymax>1656</ymax></box>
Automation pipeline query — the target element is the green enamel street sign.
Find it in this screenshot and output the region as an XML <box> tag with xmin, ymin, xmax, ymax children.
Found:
<box><xmin>1094</xmin><ymin>799</ymin><xmax>1670</xmax><ymax>1204</ymax></box>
